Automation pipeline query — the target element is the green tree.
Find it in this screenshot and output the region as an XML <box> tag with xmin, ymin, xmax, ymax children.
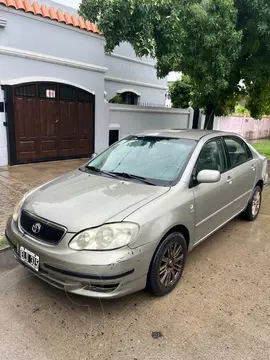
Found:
<box><xmin>235</xmin><ymin>0</ymin><xmax>270</xmax><ymax>118</ymax></box>
<box><xmin>169</xmin><ymin>75</ymin><xmax>193</xmax><ymax>109</ymax></box>
<box><xmin>79</xmin><ymin>0</ymin><xmax>270</xmax><ymax>128</ymax></box>
<box><xmin>234</xmin><ymin>104</ymin><xmax>250</xmax><ymax>116</ymax></box>
<box><xmin>109</xmin><ymin>94</ymin><xmax>127</xmax><ymax>104</ymax></box>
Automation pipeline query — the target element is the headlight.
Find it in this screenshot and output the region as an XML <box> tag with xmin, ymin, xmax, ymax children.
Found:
<box><xmin>69</xmin><ymin>223</ymin><xmax>139</xmax><ymax>251</ymax></box>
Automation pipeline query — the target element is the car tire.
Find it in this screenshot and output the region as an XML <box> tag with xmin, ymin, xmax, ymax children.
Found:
<box><xmin>241</xmin><ymin>185</ymin><xmax>262</xmax><ymax>221</ymax></box>
<box><xmin>147</xmin><ymin>232</ymin><xmax>187</xmax><ymax>297</ymax></box>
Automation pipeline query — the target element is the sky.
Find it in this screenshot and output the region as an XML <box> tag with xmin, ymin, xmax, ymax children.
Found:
<box><xmin>55</xmin><ymin>0</ymin><xmax>81</xmax><ymax>9</ymax></box>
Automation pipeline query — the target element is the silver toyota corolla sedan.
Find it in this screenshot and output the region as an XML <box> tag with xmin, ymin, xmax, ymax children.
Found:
<box><xmin>5</xmin><ymin>130</ymin><xmax>268</xmax><ymax>299</ymax></box>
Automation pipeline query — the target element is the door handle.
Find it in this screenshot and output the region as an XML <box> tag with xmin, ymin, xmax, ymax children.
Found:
<box><xmin>251</xmin><ymin>165</ymin><xmax>256</xmax><ymax>171</ymax></box>
<box><xmin>226</xmin><ymin>176</ymin><xmax>233</xmax><ymax>184</ymax></box>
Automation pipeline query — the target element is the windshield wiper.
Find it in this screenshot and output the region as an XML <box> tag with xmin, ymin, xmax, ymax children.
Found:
<box><xmin>85</xmin><ymin>165</ymin><xmax>101</xmax><ymax>173</ymax></box>
<box><xmin>85</xmin><ymin>166</ymin><xmax>119</xmax><ymax>179</ymax></box>
<box><xmin>111</xmin><ymin>172</ymin><xmax>156</xmax><ymax>186</ymax></box>
<box><xmin>85</xmin><ymin>167</ymin><xmax>156</xmax><ymax>185</ymax></box>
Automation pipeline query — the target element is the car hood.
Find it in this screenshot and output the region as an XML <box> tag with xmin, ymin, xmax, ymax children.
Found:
<box><xmin>23</xmin><ymin>170</ymin><xmax>169</xmax><ymax>232</ymax></box>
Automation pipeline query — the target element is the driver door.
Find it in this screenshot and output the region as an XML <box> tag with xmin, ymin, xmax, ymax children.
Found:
<box><xmin>193</xmin><ymin>138</ymin><xmax>235</xmax><ymax>244</ymax></box>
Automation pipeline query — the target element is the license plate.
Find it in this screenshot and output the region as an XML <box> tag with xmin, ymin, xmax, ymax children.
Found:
<box><xmin>20</xmin><ymin>246</ymin><xmax>39</xmax><ymax>272</ymax></box>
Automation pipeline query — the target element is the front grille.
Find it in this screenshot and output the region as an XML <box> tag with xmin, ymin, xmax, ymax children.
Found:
<box><xmin>20</xmin><ymin>210</ymin><xmax>66</xmax><ymax>245</ymax></box>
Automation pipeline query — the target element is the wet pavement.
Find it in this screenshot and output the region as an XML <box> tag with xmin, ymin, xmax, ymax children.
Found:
<box><xmin>0</xmin><ymin>159</ymin><xmax>87</xmax><ymax>237</ymax></box>
<box><xmin>0</xmin><ymin>161</ymin><xmax>270</xmax><ymax>360</ymax></box>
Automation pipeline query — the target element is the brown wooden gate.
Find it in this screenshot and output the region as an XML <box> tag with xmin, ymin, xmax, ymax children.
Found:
<box><xmin>11</xmin><ymin>82</ymin><xmax>94</xmax><ymax>164</ymax></box>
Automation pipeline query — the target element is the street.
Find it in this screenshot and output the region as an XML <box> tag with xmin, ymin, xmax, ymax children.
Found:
<box><xmin>0</xmin><ymin>160</ymin><xmax>269</xmax><ymax>359</ymax></box>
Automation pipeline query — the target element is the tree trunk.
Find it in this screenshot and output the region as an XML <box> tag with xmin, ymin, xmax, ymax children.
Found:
<box><xmin>192</xmin><ymin>108</ymin><xmax>200</xmax><ymax>129</ymax></box>
<box><xmin>204</xmin><ymin>107</ymin><xmax>215</xmax><ymax>130</ymax></box>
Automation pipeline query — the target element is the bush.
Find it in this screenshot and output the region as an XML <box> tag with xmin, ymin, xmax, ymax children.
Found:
<box><xmin>234</xmin><ymin>104</ymin><xmax>250</xmax><ymax>116</ymax></box>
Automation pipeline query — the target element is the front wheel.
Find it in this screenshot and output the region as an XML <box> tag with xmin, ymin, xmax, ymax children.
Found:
<box><xmin>241</xmin><ymin>185</ymin><xmax>262</xmax><ymax>221</ymax></box>
<box><xmin>147</xmin><ymin>232</ymin><xmax>187</xmax><ymax>297</ymax></box>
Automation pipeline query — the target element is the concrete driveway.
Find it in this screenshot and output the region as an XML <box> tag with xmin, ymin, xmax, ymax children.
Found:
<box><xmin>0</xmin><ymin>160</ymin><xmax>270</xmax><ymax>360</ymax></box>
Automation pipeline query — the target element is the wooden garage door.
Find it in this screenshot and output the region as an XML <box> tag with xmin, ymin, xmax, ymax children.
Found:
<box><xmin>13</xmin><ymin>82</ymin><xmax>94</xmax><ymax>163</ymax></box>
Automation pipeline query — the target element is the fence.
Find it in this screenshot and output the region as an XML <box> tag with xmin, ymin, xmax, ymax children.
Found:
<box><xmin>216</xmin><ymin>116</ymin><xmax>270</xmax><ymax>140</ymax></box>
<box><xmin>137</xmin><ymin>101</ymin><xmax>171</xmax><ymax>108</ymax></box>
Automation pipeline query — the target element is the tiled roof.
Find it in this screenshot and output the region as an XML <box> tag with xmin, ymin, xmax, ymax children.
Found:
<box><xmin>0</xmin><ymin>0</ymin><xmax>102</xmax><ymax>35</ymax></box>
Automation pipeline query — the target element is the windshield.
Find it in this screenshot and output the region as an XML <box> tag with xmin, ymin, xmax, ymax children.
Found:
<box><xmin>84</xmin><ymin>136</ymin><xmax>197</xmax><ymax>186</ymax></box>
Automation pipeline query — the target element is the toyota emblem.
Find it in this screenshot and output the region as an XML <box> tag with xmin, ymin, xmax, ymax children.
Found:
<box><xmin>32</xmin><ymin>223</ymin><xmax>41</xmax><ymax>234</ymax></box>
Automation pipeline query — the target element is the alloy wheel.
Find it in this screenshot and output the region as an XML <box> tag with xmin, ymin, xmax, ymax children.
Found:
<box><xmin>252</xmin><ymin>189</ymin><xmax>261</xmax><ymax>217</ymax></box>
<box><xmin>159</xmin><ymin>243</ymin><xmax>184</xmax><ymax>287</ymax></box>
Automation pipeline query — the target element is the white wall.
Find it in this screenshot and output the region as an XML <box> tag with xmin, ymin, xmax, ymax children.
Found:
<box><xmin>105</xmin><ymin>80</ymin><xmax>167</xmax><ymax>107</ymax></box>
<box><xmin>0</xmin><ymin>7</ymin><xmax>167</xmax><ymax>107</ymax></box>
<box><xmin>0</xmin><ymin>8</ymin><xmax>105</xmax><ymax>67</ymax></box>
<box><xmin>111</xmin><ymin>42</ymin><xmax>156</xmax><ymax>64</ymax></box>
<box><xmin>105</xmin><ymin>42</ymin><xmax>168</xmax><ymax>106</ymax></box>
<box><xmin>108</xmin><ymin>104</ymin><xmax>192</xmax><ymax>139</ymax></box>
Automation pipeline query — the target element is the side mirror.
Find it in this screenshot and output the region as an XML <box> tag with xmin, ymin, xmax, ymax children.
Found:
<box><xmin>90</xmin><ymin>152</ymin><xmax>98</xmax><ymax>160</ymax></box>
<box><xmin>197</xmin><ymin>169</ymin><xmax>221</xmax><ymax>184</ymax></box>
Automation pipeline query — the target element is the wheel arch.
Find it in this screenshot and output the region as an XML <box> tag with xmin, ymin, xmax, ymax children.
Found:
<box><xmin>150</xmin><ymin>224</ymin><xmax>191</xmax><ymax>262</ymax></box>
<box><xmin>256</xmin><ymin>179</ymin><xmax>264</xmax><ymax>190</ymax></box>
<box><xmin>162</xmin><ymin>225</ymin><xmax>190</xmax><ymax>250</ymax></box>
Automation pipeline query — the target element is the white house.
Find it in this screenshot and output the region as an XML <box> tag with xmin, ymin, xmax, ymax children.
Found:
<box><xmin>0</xmin><ymin>0</ymin><xmax>191</xmax><ymax>166</ymax></box>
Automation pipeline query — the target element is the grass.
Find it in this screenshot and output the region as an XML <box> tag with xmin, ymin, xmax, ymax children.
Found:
<box><xmin>0</xmin><ymin>236</ymin><xmax>9</xmax><ymax>250</ymax></box>
<box><xmin>252</xmin><ymin>141</ymin><xmax>270</xmax><ymax>159</ymax></box>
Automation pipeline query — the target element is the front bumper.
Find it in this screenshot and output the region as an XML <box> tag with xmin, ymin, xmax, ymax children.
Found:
<box><xmin>5</xmin><ymin>217</ymin><xmax>155</xmax><ymax>298</ymax></box>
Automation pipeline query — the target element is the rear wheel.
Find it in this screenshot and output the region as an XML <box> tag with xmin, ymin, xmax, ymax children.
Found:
<box><xmin>241</xmin><ymin>185</ymin><xmax>262</xmax><ymax>221</ymax></box>
<box><xmin>147</xmin><ymin>232</ymin><xmax>187</xmax><ymax>297</ymax></box>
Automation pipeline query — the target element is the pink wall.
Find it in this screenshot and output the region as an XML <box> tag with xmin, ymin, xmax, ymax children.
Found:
<box><xmin>217</xmin><ymin>116</ymin><xmax>270</xmax><ymax>140</ymax></box>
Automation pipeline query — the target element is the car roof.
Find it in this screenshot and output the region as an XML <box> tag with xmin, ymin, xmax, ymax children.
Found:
<box><xmin>133</xmin><ymin>129</ymin><xmax>236</xmax><ymax>141</ymax></box>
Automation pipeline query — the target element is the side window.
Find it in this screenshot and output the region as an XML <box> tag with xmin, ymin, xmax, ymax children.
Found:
<box><xmin>196</xmin><ymin>139</ymin><xmax>226</xmax><ymax>174</ymax></box>
<box><xmin>224</xmin><ymin>137</ymin><xmax>252</xmax><ymax>168</ymax></box>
